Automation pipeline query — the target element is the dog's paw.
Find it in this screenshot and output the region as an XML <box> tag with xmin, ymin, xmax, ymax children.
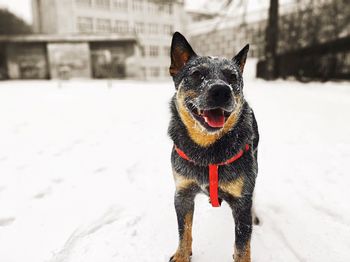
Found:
<box><xmin>169</xmin><ymin>252</ymin><xmax>192</xmax><ymax>262</ymax></box>
<box><xmin>253</xmin><ymin>215</ymin><xmax>260</xmax><ymax>225</ymax></box>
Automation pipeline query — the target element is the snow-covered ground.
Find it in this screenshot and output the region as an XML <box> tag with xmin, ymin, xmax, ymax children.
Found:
<box><xmin>0</xmin><ymin>79</ymin><xmax>349</xmax><ymax>262</ymax></box>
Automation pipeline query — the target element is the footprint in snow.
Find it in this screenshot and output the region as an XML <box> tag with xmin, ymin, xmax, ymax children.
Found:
<box><xmin>33</xmin><ymin>187</ymin><xmax>52</xmax><ymax>199</ymax></box>
<box><xmin>51</xmin><ymin>206</ymin><xmax>123</xmax><ymax>262</ymax></box>
<box><xmin>51</xmin><ymin>178</ymin><xmax>64</xmax><ymax>184</ymax></box>
<box><xmin>93</xmin><ymin>167</ymin><xmax>107</xmax><ymax>174</ymax></box>
<box><xmin>0</xmin><ymin>217</ymin><xmax>16</xmax><ymax>227</ymax></box>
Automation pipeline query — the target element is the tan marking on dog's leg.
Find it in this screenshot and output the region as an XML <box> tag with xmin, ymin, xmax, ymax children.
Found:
<box><xmin>171</xmin><ymin>212</ymin><xmax>193</xmax><ymax>262</ymax></box>
<box><xmin>171</xmin><ymin>171</ymin><xmax>196</xmax><ymax>262</ymax></box>
<box><xmin>234</xmin><ymin>241</ymin><xmax>251</xmax><ymax>262</ymax></box>
<box><xmin>173</xmin><ymin>171</ymin><xmax>197</xmax><ymax>191</ymax></box>
<box><xmin>220</xmin><ymin>176</ymin><xmax>244</xmax><ymax>198</ymax></box>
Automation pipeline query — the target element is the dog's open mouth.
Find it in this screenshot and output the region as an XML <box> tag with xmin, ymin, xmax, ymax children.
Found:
<box><xmin>188</xmin><ymin>102</ymin><xmax>232</xmax><ymax>129</ymax></box>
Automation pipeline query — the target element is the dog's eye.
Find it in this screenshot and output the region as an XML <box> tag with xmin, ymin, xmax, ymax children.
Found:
<box><xmin>189</xmin><ymin>70</ymin><xmax>202</xmax><ymax>80</ymax></box>
<box><xmin>223</xmin><ymin>70</ymin><xmax>237</xmax><ymax>83</ymax></box>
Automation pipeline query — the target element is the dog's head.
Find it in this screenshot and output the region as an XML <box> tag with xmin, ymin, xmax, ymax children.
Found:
<box><xmin>169</xmin><ymin>32</ymin><xmax>249</xmax><ymax>147</ymax></box>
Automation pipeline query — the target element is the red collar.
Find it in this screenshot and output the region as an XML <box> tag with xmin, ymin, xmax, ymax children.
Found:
<box><xmin>174</xmin><ymin>143</ymin><xmax>250</xmax><ymax>207</ymax></box>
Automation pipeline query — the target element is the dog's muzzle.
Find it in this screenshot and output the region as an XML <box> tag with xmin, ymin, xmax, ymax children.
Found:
<box><xmin>187</xmin><ymin>82</ymin><xmax>235</xmax><ymax>129</ymax></box>
<box><xmin>207</xmin><ymin>84</ymin><xmax>233</xmax><ymax>109</ymax></box>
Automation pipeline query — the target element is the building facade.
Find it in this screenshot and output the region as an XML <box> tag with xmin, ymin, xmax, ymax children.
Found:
<box><xmin>32</xmin><ymin>0</ymin><xmax>186</xmax><ymax>79</ymax></box>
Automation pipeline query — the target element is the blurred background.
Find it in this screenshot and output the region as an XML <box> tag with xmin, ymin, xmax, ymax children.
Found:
<box><xmin>0</xmin><ymin>0</ymin><xmax>349</xmax><ymax>81</ymax></box>
<box><xmin>0</xmin><ymin>1</ymin><xmax>350</xmax><ymax>262</ymax></box>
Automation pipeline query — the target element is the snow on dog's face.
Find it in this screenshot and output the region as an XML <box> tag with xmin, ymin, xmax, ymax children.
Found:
<box><xmin>169</xmin><ymin>32</ymin><xmax>249</xmax><ymax>147</ymax></box>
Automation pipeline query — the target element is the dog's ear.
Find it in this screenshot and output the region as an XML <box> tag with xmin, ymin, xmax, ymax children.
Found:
<box><xmin>169</xmin><ymin>32</ymin><xmax>197</xmax><ymax>76</ymax></box>
<box><xmin>233</xmin><ymin>44</ymin><xmax>249</xmax><ymax>74</ymax></box>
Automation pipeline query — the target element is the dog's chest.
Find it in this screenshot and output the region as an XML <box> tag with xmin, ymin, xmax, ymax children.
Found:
<box><xmin>174</xmin><ymin>169</ymin><xmax>244</xmax><ymax>200</ymax></box>
<box><xmin>199</xmin><ymin>183</ymin><xmax>210</xmax><ymax>195</ymax></box>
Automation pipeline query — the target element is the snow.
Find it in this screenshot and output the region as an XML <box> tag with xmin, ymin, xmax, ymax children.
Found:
<box><xmin>0</xmin><ymin>79</ymin><xmax>349</xmax><ymax>262</ymax></box>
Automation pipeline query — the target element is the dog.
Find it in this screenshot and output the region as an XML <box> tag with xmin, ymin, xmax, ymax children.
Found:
<box><xmin>168</xmin><ymin>32</ymin><xmax>259</xmax><ymax>262</ymax></box>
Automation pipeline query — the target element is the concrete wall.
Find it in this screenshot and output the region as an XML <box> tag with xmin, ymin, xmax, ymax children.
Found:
<box><xmin>32</xmin><ymin>0</ymin><xmax>40</xmax><ymax>33</ymax></box>
<box><xmin>32</xmin><ymin>0</ymin><xmax>75</xmax><ymax>34</ymax></box>
<box><xmin>33</xmin><ymin>0</ymin><xmax>59</xmax><ymax>34</ymax></box>
<box><xmin>55</xmin><ymin>0</ymin><xmax>75</xmax><ymax>34</ymax></box>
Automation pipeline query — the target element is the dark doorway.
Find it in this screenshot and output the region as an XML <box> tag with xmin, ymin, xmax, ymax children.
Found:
<box><xmin>90</xmin><ymin>42</ymin><xmax>132</xmax><ymax>79</ymax></box>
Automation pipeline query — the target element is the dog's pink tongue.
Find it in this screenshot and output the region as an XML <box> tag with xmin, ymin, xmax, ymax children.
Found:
<box><xmin>203</xmin><ymin>109</ymin><xmax>225</xmax><ymax>128</ymax></box>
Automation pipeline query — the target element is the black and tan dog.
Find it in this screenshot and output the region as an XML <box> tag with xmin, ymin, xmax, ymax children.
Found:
<box><xmin>168</xmin><ymin>32</ymin><xmax>259</xmax><ymax>262</ymax></box>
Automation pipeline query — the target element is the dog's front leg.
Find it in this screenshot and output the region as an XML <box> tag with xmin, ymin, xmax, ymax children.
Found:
<box><xmin>229</xmin><ymin>197</ymin><xmax>253</xmax><ymax>262</ymax></box>
<box><xmin>170</xmin><ymin>181</ymin><xmax>198</xmax><ymax>262</ymax></box>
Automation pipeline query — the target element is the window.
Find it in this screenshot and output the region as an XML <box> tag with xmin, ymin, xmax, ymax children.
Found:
<box><xmin>134</xmin><ymin>22</ymin><xmax>144</xmax><ymax>34</ymax></box>
<box><xmin>95</xmin><ymin>0</ymin><xmax>110</xmax><ymax>9</ymax></box>
<box><xmin>150</xmin><ymin>67</ymin><xmax>160</xmax><ymax>77</ymax></box>
<box><xmin>163</xmin><ymin>46</ymin><xmax>170</xmax><ymax>56</ymax></box>
<box><xmin>77</xmin><ymin>17</ymin><xmax>93</xmax><ymax>33</ymax></box>
<box><xmin>147</xmin><ymin>1</ymin><xmax>158</xmax><ymax>14</ymax></box>
<box><xmin>162</xmin><ymin>3</ymin><xmax>172</xmax><ymax>15</ymax></box>
<box><xmin>141</xmin><ymin>67</ymin><xmax>146</xmax><ymax>78</ymax></box>
<box><xmin>164</xmin><ymin>67</ymin><xmax>169</xmax><ymax>76</ymax></box>
<box><xmin>96</xmin><ymin>19</ymin><xmax>111</xmax><ymax>33</ymax></box>
<box><xmin>114</xmin><ymin>20</ymin><xmax>128</xmax><ymax>34</ymax></box>
<box><xmin>140</xmin><ymin>46</ymin><xmax>146</xmax><ymax>57</ymax></box>
<box><xmin>76</xmin><ymin>0</ymin><xmax>92</xmax><ymax>6</ymax></box>
<box><xmin>112</xmin><ymin>0</ymin><xmax>127</xmax><ymax>10</ymax></box>
<box><xmin>168</xmin><ymin>3</ymin><xmax>173</xmax><ymax>14</ymax></box>
<box><xmin>250</xmin><ymin>48</ymin><xmax>255</xmax><ymax>58</ymax></box>
<box><xmin>132</xmin><ymin>0</ymin><xmax>143</xmax><ymax>12</ymax></box>
<box><xmin>163</xmin><ymin>24</ymin><xmax>173</xmax><ymax>35</ymax></box>
<box><xmin>148</xmin><ymin>23</ymin><xmax>158</xmax><ymax>34</ymax></box>
<box><xmin>149</xmin><ymin>45</ymin><xmax>159</xmax><ymax>57</ymax></box>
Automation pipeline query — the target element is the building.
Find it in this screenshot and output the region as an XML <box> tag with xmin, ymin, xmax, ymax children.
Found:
<box><xmin>0</xmin><ymin>34</ymin><xmax>137</xmax><ymax>80</ymax></box>
<box><xmin>186</xmin><ymin>9</ymin><xmax>267</xmax><ymax>60</ymax></box>
<box><xmin>187</xmin><ymin>0</ymin><xmax>350</xmax><ymax>80</ymax></box>
<box><xmin>186</xmin><ymin>10</ymin><xmax>216</xmax><ymax>23</ymax></box>
<box><xmin>31</xmin><ymin>0</ymin><xmax>186</xmax><ymax>79</ymax></box>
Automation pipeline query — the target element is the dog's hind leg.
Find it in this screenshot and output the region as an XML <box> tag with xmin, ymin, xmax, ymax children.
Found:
<box><xmin>252</xmin><ymin>205</ymin><xmax>260</xmax><ymax>225</ymax></box>
<box><xmin>170</xmin><ymin>175</ymin><xmax>199</xmax><ymax>262</ymax></box>
<box><xmin>252</xmin><ymin>195</ymin><xmax>260</xmax><ymax>225</ymax></box>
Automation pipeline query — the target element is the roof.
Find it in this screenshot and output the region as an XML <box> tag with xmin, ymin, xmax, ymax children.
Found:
<box><xmin>0</xmin><ymin>34</ymin><xmax>137</xmax><ymax>43</ymax></box>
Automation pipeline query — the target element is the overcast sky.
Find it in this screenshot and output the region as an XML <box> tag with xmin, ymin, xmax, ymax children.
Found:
<box><xmin>0</xmin><ymin>0</ymin><xmax>294</xmax><ymax>24</ymax></box>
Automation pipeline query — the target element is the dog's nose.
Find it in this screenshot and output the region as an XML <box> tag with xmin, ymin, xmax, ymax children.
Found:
<box><xmin>208</xmin><ymin>84</ymin><xmax>232</xmax><ymax>105</ymax></box>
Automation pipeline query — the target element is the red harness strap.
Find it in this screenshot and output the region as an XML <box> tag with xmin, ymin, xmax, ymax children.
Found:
<box><xmin>174</xmin><ymin>144</ymin><xmax>250</xmax><ymax>207</ymax></box>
